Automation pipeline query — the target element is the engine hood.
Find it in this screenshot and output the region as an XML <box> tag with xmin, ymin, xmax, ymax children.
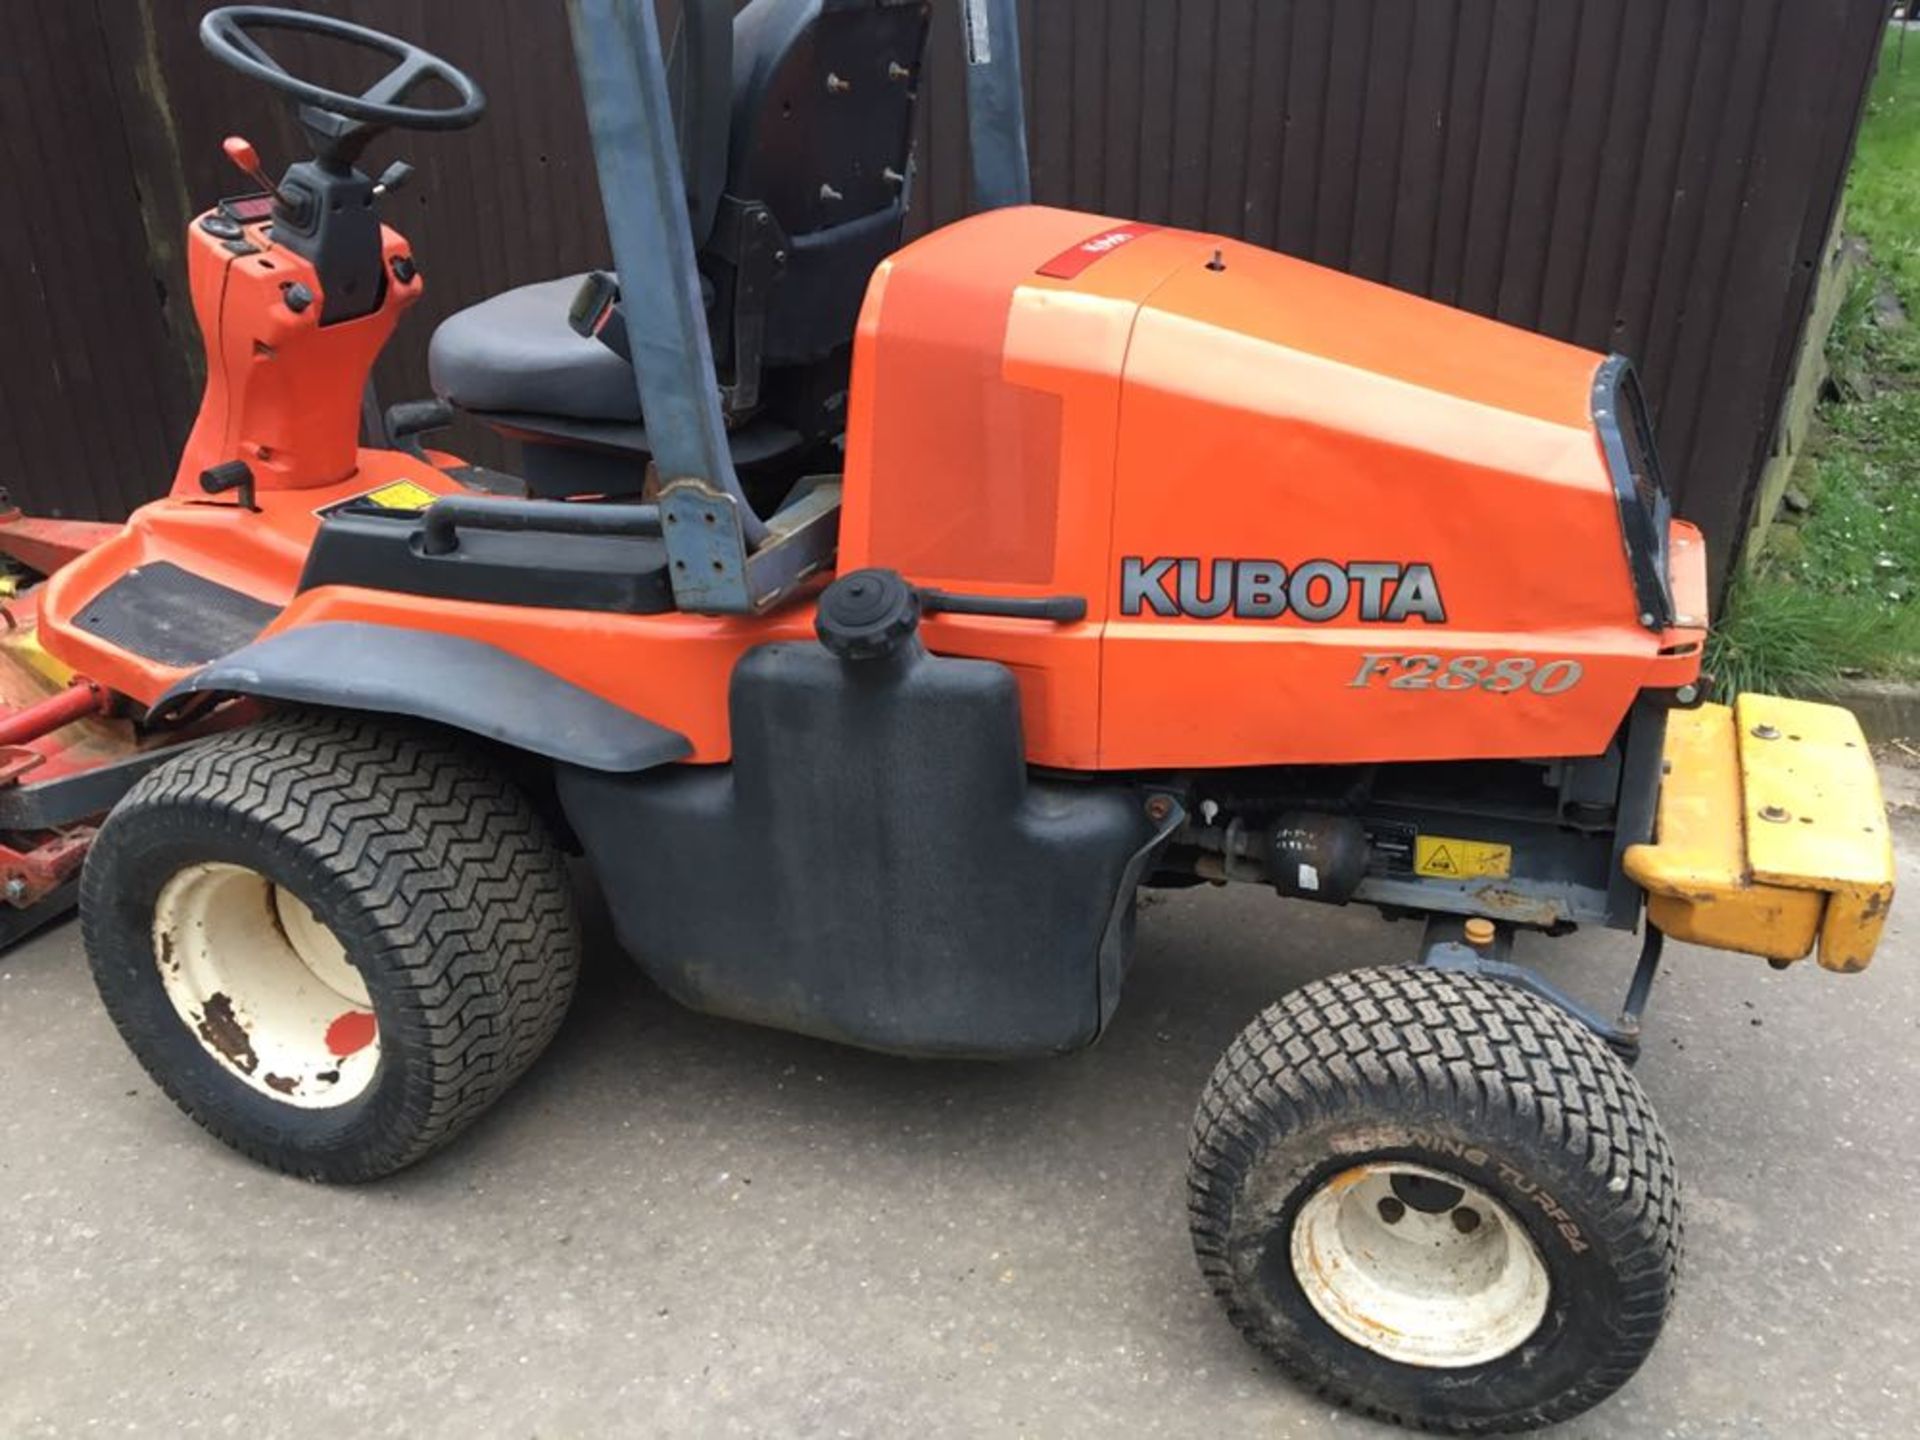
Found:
<box><xmin>841</xmin><ymin>206</ymin><xmax>1701</xmax><ymax>769</ymax></box>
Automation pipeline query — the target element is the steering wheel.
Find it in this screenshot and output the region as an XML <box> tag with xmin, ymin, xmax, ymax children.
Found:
<box><xmin>199</xmin><ymin>6</ymin><xmax>485</xmax><ymax>132</ymax></box>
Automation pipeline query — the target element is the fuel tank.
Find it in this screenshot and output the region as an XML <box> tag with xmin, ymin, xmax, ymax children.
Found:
<box><xmin>838</xmin><ymin>206</ymin><xmax>1706</xmax><ymax>770</ymax></box>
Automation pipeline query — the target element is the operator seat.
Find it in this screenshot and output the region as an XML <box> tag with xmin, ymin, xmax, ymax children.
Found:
<box><xmin>427</xmin><ymin>0</ymin><xmax>931</xmax><ymax>502</ymax></box>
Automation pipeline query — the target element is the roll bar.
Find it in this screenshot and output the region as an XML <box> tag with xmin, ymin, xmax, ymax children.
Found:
<box><xmin>962</xmin><ymin>0</ymin><xmax>1032</xmax><ymax>210</ymax></box>
<box><xmin>565</xmin><ymin>0</ymin><xmax>764</xmax><ymax>548</ymax></box>
<box><xmin>560</xmin><ymin>0</ymin><xmax>1031</xmax><ymax>605</ymax></box>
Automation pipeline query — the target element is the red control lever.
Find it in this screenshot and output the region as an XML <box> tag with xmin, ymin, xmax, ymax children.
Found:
<box><xmin>221</xmin><ymin>135</ymin><xmax>282</xmax><ymax>200</ymax></box>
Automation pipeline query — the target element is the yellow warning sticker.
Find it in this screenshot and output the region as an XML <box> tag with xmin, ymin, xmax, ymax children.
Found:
<box><xmin>361</xmin><ymin>479</ymin><xmax>439</xmax><ymax>511</ymax></box>
<box><xmin>1414</xmin><ymin>836</ymin><xmax>1512</xmax><ymax>880</ymax></box>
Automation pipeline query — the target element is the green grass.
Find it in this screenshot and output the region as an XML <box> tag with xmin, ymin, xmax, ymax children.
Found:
<box><xmin>1708</xmin><ymin>29</ymin><xmax>1920</xmax><ymax>699</ymax></box>
<box><xmin>1707</xmin><ymin>577</ymin><xmax>1919</xmax><ymax>698</ymax></box>
<box><xmin>1848</xmin><ymin>31</ymin><xmax>1920</xmax><ymax>307</ymax></box>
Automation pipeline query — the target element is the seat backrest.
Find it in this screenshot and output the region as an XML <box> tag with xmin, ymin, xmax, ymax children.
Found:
<box><xmin>717</xmin><ymin>0</ymin><xmax>931</xmax><ymax>368</ymax></box>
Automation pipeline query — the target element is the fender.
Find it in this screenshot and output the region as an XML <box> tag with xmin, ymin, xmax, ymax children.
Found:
<box><xmin>152</xmin><ymin>621</ymin><xmax>692</xmax><ymax>773</ymax></box>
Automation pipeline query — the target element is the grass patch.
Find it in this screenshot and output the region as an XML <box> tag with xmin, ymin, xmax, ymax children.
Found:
<box><xmin>1849</xmin><ymin>31</ymin><xmax>1920</xmax><ymax>305</ymax></box>
<box><xmin>1708</xmin><ymin>28</ymin><xmax>1920</xmax><ymax>699</ymax></box>
<box><xmin>1709</xmin><ymin>576</ymin><xmax>1920</xmax><ymax>698</ymax></box>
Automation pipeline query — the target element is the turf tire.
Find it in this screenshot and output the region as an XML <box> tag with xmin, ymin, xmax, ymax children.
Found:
<box><xmin>81</xmin><ymin>710</ymin><xmax>581</xmax><ymax>1182</ymax></box>
<box><xmin>1188</xmin><ymin>965</ymin><xmax>1681</xmax><ymax>1433</ymax></box>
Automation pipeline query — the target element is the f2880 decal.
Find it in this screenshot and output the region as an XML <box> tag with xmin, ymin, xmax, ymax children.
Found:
<box><xmin>1350</xmin><ymin>654</ymin><xmax>1584</xmax><ymax>694</ymax></box>
<box><xmin>1119</xmin><ymin>558</ymin><xmax>1446</xmax><ymax>623</ymax></box>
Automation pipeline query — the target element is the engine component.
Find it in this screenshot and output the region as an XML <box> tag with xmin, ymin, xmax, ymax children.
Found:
<box><xmin>1269</xmin><ymin>811</ymin><xmax>1369</xmax><ymax>903</ymax></box>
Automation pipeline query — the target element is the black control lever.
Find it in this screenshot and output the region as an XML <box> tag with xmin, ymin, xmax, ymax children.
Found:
<box><xmin>372</xmin><ymin>160</ymin><xmax>414</xmax><ymax>197</ymax></box>
<box><xmin>919</xmin><ymin>588</ymin><xmax>1087</xmax><ymax>623</ymax></box>
<box><xmin>199</xmin><ymin>459</ymin><xmax>258</xmax><ymax>512</ymax></box>
<box><xmin>419</xmin><ymin>495</ymin><xmax>662</xmax><ymax>556</ymax></box>
<box><xmin>385</xmin><ymin>398</ymin><xmax>453</xmax><ymax>459</ymax></box>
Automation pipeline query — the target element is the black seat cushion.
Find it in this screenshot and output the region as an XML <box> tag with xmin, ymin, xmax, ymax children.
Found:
<box><xmin>428</xmin><ymin>275</ymin><xmax>642</xmax><ymax>423</ymax></box>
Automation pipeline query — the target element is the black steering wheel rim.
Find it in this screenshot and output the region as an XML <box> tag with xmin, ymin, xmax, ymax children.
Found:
<box><xmin>200</xmin><ymin>5</ymin><xmax>485</xmax><ymax>131</ymax></box>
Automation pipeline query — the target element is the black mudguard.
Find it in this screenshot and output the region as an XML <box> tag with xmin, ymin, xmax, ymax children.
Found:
<box><xmin>559</xmin><ymin>638</ymin><xmax>1180</xmax><ymax>1059</ymax></box>
<box><xmin>153</xmin><ymin>620</ymin><xmax>691</xmax><ymax>772</ymax></box>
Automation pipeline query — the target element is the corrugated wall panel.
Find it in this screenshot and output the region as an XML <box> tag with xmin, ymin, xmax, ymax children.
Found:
<box><xmin>921</xmin><ymin>0</ymin><xmax>1885</xmax><ymax>588</ymax></box>
<box><xmin>0</xmin><ymin>0</ymin><xmax>198</xmax><ymax>518</ymax></box>
<box><xmin>0</xmin><ymin>0</ymin><xmax>1886</xmax><ymax>592</ymax></box>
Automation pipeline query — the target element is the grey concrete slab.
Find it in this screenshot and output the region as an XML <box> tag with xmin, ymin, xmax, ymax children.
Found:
<box><xmin>4</xmin><ymin>801</ymin><xmax>1918</xmax><ymax>1439</ymax></box>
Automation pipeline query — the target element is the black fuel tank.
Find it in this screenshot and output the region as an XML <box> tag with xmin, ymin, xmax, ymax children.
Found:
<box><xmin>558</xmin><ymin>638</ymin><xmax>1169</xmax><ymax>1058</ymax></box>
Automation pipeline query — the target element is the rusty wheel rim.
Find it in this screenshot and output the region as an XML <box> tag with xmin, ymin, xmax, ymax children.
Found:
<box><xmin>152</xmin><ymin>862</ymin><xmax>379</xmax><ymax>1108</ymax></box>
<box><xmin>1289</xmin><ymin>1161</ymin><xmax>1550</xmax><ymax>1368</ymax></box>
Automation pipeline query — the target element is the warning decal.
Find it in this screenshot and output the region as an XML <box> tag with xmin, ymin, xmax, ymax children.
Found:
<box><xmin>1414</xmin><ymin>836</ymin><xmax>1512</xmax><ymax>880</ymax></box>
<box><xmin>359</xmin><ymin>480</ymin><xmax>438</xmax><ymax>511</ymax></box>
<box><xmin>317</xmin><ymin>478</ymin><xmax>440</xmax><ymax>521</ymax></box>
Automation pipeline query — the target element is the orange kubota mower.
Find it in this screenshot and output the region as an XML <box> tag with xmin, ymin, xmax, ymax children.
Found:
<box><xmin>0</xmin><ymin>2</ymin><xmax>1894</xmax><ymax>1432</ymax></box>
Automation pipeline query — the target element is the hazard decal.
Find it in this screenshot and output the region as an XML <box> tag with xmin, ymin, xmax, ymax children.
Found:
<box><xmin>316</xmin><ymin>478</ymin><xmax>440</xmax><ymax>520</ymax></box>
<box><xmin>1414</xmin><ymin>836</ymin><xmax>1512</xmax><ymax>881</ymax></box>
<box><xmin>358</xmin><ymin>480</ymin><xmax>438</xmax><ymax>511</ymax></box>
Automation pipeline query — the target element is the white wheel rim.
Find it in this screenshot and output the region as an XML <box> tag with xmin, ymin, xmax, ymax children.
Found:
<box><xmin>1291</xmin><ymin>1162</ymin><xmax>1550</xmax><ymax>1368</ymax></box>
<box><xmin>153</xmin><ymin>863</ymin><xmax>378</xmax><ymax>1109</ymax></box>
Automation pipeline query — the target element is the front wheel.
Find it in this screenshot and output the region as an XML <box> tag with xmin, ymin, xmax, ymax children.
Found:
<box><xmin>82</xmin><ymin>711</ymin><xmax>582</xmax><ymax>1182</ymax></box>
<box><xmin>1188</xmin><ymin>966</ymin><xmax>1681</xmax><ymax>1434</ymax></box>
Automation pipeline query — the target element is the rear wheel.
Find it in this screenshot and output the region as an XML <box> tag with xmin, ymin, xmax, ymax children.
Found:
<box><xmin>82</xmin><ymin>711</ymin><xmax>582</xmax><ymax>1181</ymax></box>
<box><xmin>1188</xmin><ymin>966</ymin><xmax>1681</xmax><ymax>1434</ymax></box>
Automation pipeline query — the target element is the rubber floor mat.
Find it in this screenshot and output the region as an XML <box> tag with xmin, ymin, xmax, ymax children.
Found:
<box><xmin>71</xmin><ymin>561</ymin><xmax>279</xmax><ymax>668</ymax></box>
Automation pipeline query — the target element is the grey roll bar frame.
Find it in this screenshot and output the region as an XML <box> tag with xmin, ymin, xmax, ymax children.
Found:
<box><xmin>555</xmin><ymin>0</ymin><xmax>1032</xmax><ymax>611</ymax></box>
<box><xmin>564</xmin><ymin>0</ymin><xmax>764</xmax><ymax>550</ymax></box>
<box><xmin>961</xmin><ymin>0</ymin><xmax>1031</xmax><ymax>210</ymax></box>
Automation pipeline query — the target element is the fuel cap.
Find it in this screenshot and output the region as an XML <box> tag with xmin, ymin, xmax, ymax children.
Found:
<box><xmin>815</xmin><ymin>568</ymin><xmax>921</xmax><ymax>660</ymax></box>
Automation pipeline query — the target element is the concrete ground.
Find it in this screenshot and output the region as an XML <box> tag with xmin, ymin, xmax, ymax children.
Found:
<box><xmin>5</xmin><ymin>781</ymin><xmax>1920</xmax><ymax>1438</ymax></box>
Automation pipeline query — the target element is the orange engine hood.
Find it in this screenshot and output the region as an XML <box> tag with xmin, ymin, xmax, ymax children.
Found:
<box><xmin>839</xmin><ymin>206</ymin><xmax>1703</xmax><ymax>770</ymax></box>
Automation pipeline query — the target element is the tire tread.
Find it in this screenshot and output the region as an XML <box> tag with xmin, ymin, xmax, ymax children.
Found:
<box><xmin>82</xmin><ymin>710</ymin><xmax>580</xmax><ymax>1180</ymax></box>
<box><xmin>1188</xmin><ymin>965</ymin><xmax>1681</xmax><ymax>1434</ymax></box>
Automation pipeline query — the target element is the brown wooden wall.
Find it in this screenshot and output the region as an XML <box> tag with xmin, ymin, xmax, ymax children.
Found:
<box><xmin>0</xmin><ymin>0</ymin><xmax>1888</xmax><ymax>591</ymax></box>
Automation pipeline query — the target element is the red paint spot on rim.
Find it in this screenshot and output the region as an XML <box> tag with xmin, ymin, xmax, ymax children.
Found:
<box><xmin>325</xmin><ymin>1010</ymin><xmax>377</xmax><ymax>1057</ymax></box>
